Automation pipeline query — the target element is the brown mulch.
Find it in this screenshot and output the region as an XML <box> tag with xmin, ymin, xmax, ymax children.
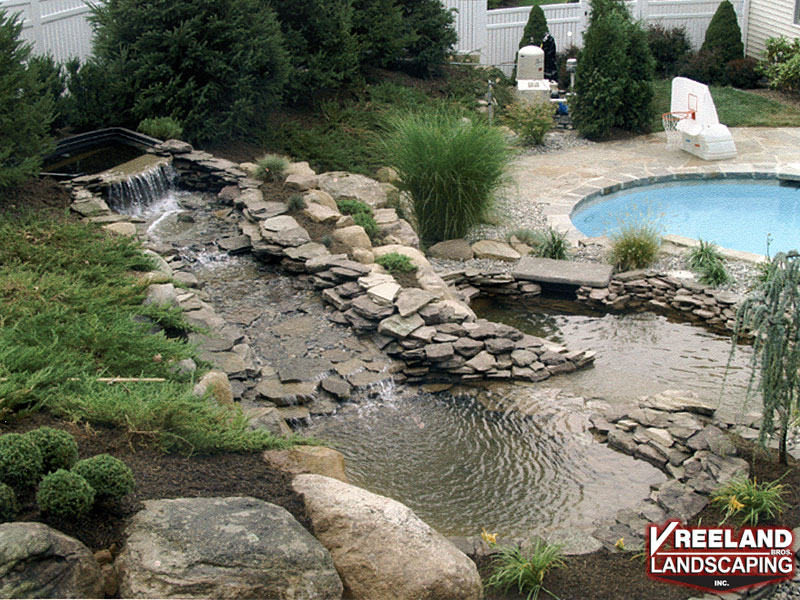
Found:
<box><xmin>2</xmin><ymin>413</ymin><xmax>308</xmax><ymax>554</ymax></box>
<box><xmin>0</xmin><ymin>177</ymin><xmax>73</xmax><ymax>217</ymax></box>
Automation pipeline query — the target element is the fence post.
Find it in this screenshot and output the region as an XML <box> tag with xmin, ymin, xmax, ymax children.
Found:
<box><xmin>578</xmin><ymin>0</ymin><xmax>589</xmax><ymax>46</ymax></box>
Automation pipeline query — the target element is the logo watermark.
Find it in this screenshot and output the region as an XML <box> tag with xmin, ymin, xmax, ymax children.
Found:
<box><xmin>647</xmin><ymin>520</ymin><xmax>795</xmax><ymax>593</ymax></box>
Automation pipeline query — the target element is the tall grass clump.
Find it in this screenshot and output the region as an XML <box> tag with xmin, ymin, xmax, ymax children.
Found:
<box><xmin>385</xmin><ymin>109</ymin><xmax>510</xmax><ymax>245</ymax></box>
<box><xmin>486</xmin><ymin>539</ymin><xmax>565</xmax><ymax>600</ymax></box>
<box><xmin>688</xmin><ymin>239</ymin><xmax>731</xmax><ymax>286</ymax></box>
<box><xmin>609</xmin><ymin>218</ymin><xmax>661</xmax><ymax>271</ymax></box>
<box><xmin>254</xmin><ymin>154</ymin><xmax>289</xmax><ymax>182</ymax></box>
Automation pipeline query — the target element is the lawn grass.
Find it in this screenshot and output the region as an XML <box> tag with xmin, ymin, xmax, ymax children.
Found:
<box><xmin>651</xmin><ymin>79</ymin><xmax>800</xmax><ymax>129</ymax></box>
<box><xmin>0</xmin><ymin>210</ymin><xmax>305</xmax><ymax>454</ymax></box>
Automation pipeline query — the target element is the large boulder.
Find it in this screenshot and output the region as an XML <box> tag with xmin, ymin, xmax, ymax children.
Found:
<box><xmin>317</xmin><ymin>172</ymin><xmax>388</xmax><ymax>209</ymax></box>
<box><xmin>427</xmin><ymin>239</ymin><xmax>475</xmax><ymax>261</ymax></box>
<box><xmin>117</xmin><ymin>496</ymin><xmax>342</xmax><ymax>599</ymax></box>
<box><xmin>263</xmin><ymin>447</ymin><xmax>349</xmax><ymax>482</ymax></box>
<box><xmin>0</xmin><ymin>522</ymin><xmax>104</xmax><ymax>599</ymax></box>
<box><xmin>292</xmin><ymin>474</ymin><xmax>482</xmax><ymax>600</ymax></box>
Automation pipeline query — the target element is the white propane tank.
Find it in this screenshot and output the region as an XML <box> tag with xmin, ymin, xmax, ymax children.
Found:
<box><xmin>517</xmin><ymin>45</ymin><xmax>545</xmax><ymax>81</ymax></box>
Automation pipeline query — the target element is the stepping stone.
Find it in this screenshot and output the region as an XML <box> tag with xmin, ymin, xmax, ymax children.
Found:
<box><xmin>513</xmin><ymin>256</ymin><xmax>614</xmax><ymax>288</ymax></box>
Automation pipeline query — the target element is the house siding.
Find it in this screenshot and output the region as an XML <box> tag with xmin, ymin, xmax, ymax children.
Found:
<box><xmin>745</xmin><ymin>0</ymin><xmax>800</xmax><ymax>57</ymax></box>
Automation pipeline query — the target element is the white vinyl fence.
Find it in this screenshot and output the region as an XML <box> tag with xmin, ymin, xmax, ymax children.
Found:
<box><xmin>0</xmin><ymin>0</ymin><xmax>95</xmax><ymax>62</ymax></box>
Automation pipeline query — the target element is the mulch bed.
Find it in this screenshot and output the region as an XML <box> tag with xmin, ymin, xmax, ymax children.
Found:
<box><xmin>2</xmin><ymin>412</ymin><xmax>308</xmax><ymax>554</ymax></box>
<box><xmin>0</xmin><ymin>177</ymin><xmax>73</xmax><ymax>217</ymax></box>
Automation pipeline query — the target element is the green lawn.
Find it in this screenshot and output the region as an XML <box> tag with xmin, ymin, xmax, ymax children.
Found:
<box><xmin>651</xmin><ymin>79</ymin><xmax>800</xmax><ymax>130</ymax></box>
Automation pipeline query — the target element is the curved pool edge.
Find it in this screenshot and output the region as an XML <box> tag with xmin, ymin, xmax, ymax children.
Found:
<box><xmin>545</xmin><ymin>164</ymin><xmax>800</xmax><ymax>263</ymax></box>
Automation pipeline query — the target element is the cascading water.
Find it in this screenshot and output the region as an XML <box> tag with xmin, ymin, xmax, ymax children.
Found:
<box><xmin>107</xmin><ymin>163</ymin><xmax>178</xmax><ymax>216</ymax></box>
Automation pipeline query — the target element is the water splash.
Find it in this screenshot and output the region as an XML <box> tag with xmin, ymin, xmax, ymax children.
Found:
<box><xmin>107</xmin><ymin>163</ymin><xmax>177</xmax><ymax>216</ymax></box>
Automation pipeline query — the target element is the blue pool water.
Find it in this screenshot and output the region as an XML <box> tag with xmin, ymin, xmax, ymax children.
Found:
<box><xmin>571</xmin><ymin>180</ymin><xmax>800</xmax><ymax>255</ymax></box>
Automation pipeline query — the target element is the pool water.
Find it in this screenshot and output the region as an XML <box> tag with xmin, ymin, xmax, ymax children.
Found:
<box><xmin>571</xmin><ymin>180</ymin><xmax>800</xmax><ymax>255</ymax></box>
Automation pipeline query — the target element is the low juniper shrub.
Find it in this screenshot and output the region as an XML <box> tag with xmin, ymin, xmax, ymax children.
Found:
<box><xmin>376</xmin><ymin>252</ymin><xmax>417</xmax><ymax>274</ymax></box>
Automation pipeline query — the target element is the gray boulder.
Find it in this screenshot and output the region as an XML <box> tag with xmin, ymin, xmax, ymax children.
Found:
<box><xmin>317</xmin><ymin>172</ymin><xmax>388</xmax><ymax>209</ymax></box>
<box><xmin>117</xmin><ymin>496</ymin><xmax>342</xmax><ymax>599</ymax></box>
<box><xmin>0</xmin><ymin>522</ymin><xmax>104</xmax><ymax>599</ymax></box>
<box><xmin>293</xmin><ymin>474</ymin><xmax>482</xmax><ymax>600</ymax></box>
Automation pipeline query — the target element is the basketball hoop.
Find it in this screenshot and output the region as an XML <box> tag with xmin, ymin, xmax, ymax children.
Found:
<box><xmin>662</xmin><ymin>110</ymin><xmax>695</xmax><ymax>148</ymax></box>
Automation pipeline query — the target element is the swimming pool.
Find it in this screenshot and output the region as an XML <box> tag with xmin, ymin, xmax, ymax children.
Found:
<box><xmin>571</xmin><ymin>179</ymin><xmax>800</xmax><ymax>256</ymax></box>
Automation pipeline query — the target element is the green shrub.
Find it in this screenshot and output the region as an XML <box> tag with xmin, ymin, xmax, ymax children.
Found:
<box><xmin>712</xmin><ymin>475</ymin><xmax>788</xmax><ymax>526</ymax></box>
<box><xmin>486</xmin><ymin>539</ymin><xmax>565</xmax><ymax>600</ymax></box>
<box><xmin>376</xmin><ymin>252</ymin><xmax>417</xmax><ymax>273</ymax></box>
<box><xmin>397</xmin><ymin>0</ymin><xmax>458</xmax><ymax>77</ymax></box>
<box><xmin>556</xmin><ymin>45</ymin><xmax>581</xmax><ymax>90</ymax></box>
<box><xmin>90</xmin><ymin>0</ymin><xmax>289</xmax><ymax>142</ymax></box>
<box><xmin>385</xmin><ymin>109</ymin><xmax>510</xmax><ymax>245</ymax></box>
<box><xmin>698</xmin><ymin>260</ymin><xmax>732</xmax><ymax>286</ymax></box>
<box><xmin>519</xmin><ymin>4</ymin><xmax>549</xmax><ymax>48</ymax></box>
<box><xmin>726</xmin><ymin>58</ymin><xmax>761</xmax><ymax>89</ymax></box>
<box><xmin>679</xmin><ymin>49</ymin><xmax>726</xmax><ymax>85</ymax></box>
<box><xmin>609</xmin><ymin>219</ymin><xmax>661</xmax><ymax>271</ymax></box>
<box><xmin>255</xmin><ymin>154</ymin><xmax>290</xmax><ymax>182</ymax></box>
<box><xmin>72</xmin><ymin>454</ymin><xmax>134</xmax><ymax>502</ymax></box>
<box><xmin>531</xmin><ymin>227</ymin><xmax>570</xmax><ymax>260</ymax></box>
<box><xmin>36</xmin><ymin>469</ymin><xmax>95</xmax><ymax>519</ymax></box>
<box><xmin>287</xmin><ymin>194</ymin><xmax>306</xmax><ymax>212</ymax></box>
<box><xmin>570</xmin><ymin>0</ymin><xmax>655</xmax><ymax>140</ymax></box>
<box><xmin>701</xmin><ymin>0</ymin><xmax>744</xmax><ymax>65</ymax></box>
<box><xmin>647</xmin><ymin>24</ymin><xmax>691</xmax><ymax>78</ymax></box>
<box><xmin>137</xmin><ymin>117</ymin><xmax>184</xmax><ymax>140</ymax></box>
<box><xmin>0</xmin><ymin>483</ymin><xmax>17</xmax><ymax>523</ymax></box>
<box><xmin>760</xmin><ymin>37</ymin><xmax>800</xmax><ymax>93</ymax></box>
<box><xmin>687</xmin><ymin>239</ymin><xmax>724</xmax><ymax>271</ymax></box>
<box><xmin>0</xmin><ymin>433</ymin><xmax>43</xmax><ymax>488</ymax></box>
<box><xmin>26</xmin><ymin>427</ymin><xmax>79</xmax><ymax>474</ymax></box>
<box><xmin>0</xmin><ymin>9</ymin><xmax>54</xmax><ymax>188</ymax></box>
<box><xmin>352</xmin><ymin>212</ymin><xmax>381</xmax><ymax>241</ymax></box>
<box><xmin>321</xmin><ymin>235</ymin><xmax>333</xmax><ymax>248</ymax></box>
<box><xmin>272</xmin><ymin>0</ymin><xmax>358</xmax><ymax>95</ymax></box>
<box><xmin>353</xmin><ymin>0</ymin><xmax>406</xmax><ymax>68</ymax></box>
<box><xmin>337</xmin><ymin>198</ymin><xmax>373</xmax><ymax>216</ymax></box>
<box><xmin>61</xmin><ymin>58</ymin><xmax>129</xmax><ymax>132</ymax></box>
<box><xmin>503</xmin><ymin>101</ymin><xmax>553</xmax><ymax>146</ymax></box>
<box><xmin>27</xmin><ymin>54</ymin><xmax>69</xmax><ymax>132</ymax></box>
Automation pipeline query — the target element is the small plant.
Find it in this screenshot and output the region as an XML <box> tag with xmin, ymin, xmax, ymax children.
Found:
<box><xmin>26</xmin><ymin>427</ymin><xmax>79</xmax><ymax>474</ymax></box>
<box><xmin>72</xmin><ymin>454</ymin><xmax>135</xmax><ymax>502</ymax></box>
<box><xmin>503</xmin><ymin>101</ymin><xmax>553</xmax><ymax>146</ymax></box>
<box><xmin>0</xmin><ymin>483</ymin><xmax>17</xmax><ymax>523</ymax></box>
<box><xmin>376</xmin><ymin>252</ymin><xmax>417</xmax><ymax>274</ymax></box>
<box><xmin>255</xmin><ymin>154</ymin><xmax>289</xmax><ymax>182</ymax></box>
<box><xmin>320</xmin><ymin>235</ymin><xmax>333</xmax><ymax>248</ymax></box>
<box><xmin>711</xmin><ymin>476</ymin><xmax>789</xmax><ymax>526</ymax></box>
<box><xmin>687</xmin><ymin>239</ymin><xmax>725</xmax><ymax>271</ymax></box>
<box><xmin>698</xmin><ymin>259</ymin><xmax>732</xmax><ymax>286</ymax></box>
<box><xmin>609</xmin><ymin>219</ymin><xmax>661</xmax><ymax>271</ymax></box>
<box><xmin>336</xmin><ymin>198</ymin><xmax>373</xmax><ymax>217</ymax></box>
<box><xmin>36</xmin><ymin>469</ymin><xmax>95</xmax><ymax>519</ymax></box>
<box><xmin>352</xmin><ymin>212</ymin><xmax>381</xmax><ymax>242</ymax></box>
<box><xmin>137</xmin><ymin>116</ymin><xmax>184</xmax><ymax>140</ymax></box>
<box><xmin>0</xmin><ymin>433</ymin><xmax>43</xmax><ymax>489</ymax></box>
<box><xmin>486</xmin><ymin>539</ymin><xmax>566</xmax><ymax>600</ymax></box>
<box><xmin>287</xmin><ymin>193</ymin><xmax>306</xmax><ymax>212</ymax></box>
<box><xmin>531</xmin><ymin>227</ymin><xmax>570</xmax><ymax>260</ymax></box>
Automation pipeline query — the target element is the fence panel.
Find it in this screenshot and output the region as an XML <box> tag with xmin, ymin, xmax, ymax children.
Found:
<box><xmin>1</xmin><ymin>0</ymin><xmax>95</xmax><ymax>62</ymax></box>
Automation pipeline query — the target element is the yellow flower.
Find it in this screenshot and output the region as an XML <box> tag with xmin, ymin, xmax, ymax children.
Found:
<box><xmin>728</xmin><ymin>496</ymin><xmax>745</xmax><ymax>512</ymax></box>
<box><xmin>481</xmin><ymin>527</ymin><xmax>498</xmax><ymax>546</ymax></box>
<box><xmin>615</xmin><ymin>537</ymin><xmax>626</xmax><ymax>550</ymax></box>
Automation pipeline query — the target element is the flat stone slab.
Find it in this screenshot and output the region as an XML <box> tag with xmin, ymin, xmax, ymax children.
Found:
<box><xmin>513</xmin><ymin>256</ymin><xmax>613</xmax><ymax>288</ymax></box>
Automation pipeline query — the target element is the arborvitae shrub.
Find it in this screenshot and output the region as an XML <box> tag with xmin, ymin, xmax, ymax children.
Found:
<box><xmin>0</xmin><ymin>433</ymin><xmax>43</xmax><ymax>488</ymax></box>
<box><xmin>0</xmin><ymin>9</ymin><xmax>54</xmax><ymax>188</ymax></box>
<box><xmin>0</xmin><ymin>483</ymin><xmax>17</xmax><ymax>523</ymax></box>
<box><xmin>570</xmin><ymin>0</ymin><xmax>654</xmax><ymax>140</ymax></box>
<box><xmin>701</xmin><ymin>0</ymin><xmax>744</xmax><ymax>64</ymax></box>
<box><xmin>91</xmin><ymin>0</ymin><xmax>289</xmax><ymax>143</ymax></box>
<box><xmin>36</xmin><ymin>470</ymin><xmax>95</xmax><ymax>519</ymax></box>
<box><xmin>520</xmin><ymin>5</ymin><xmax>549</xmax><ymax>48</ymax></box>
<box><xmin>647</xmin><ymin>24</ymin><xmax>691</xmax><ymax>77</ymax></box>
<box><xmin>271</xmin><ymin>0</ymin><xmax>359</xmax><ymax>94</ymax></box>
<box><xmin>72</xmin><ymin>454</ymin><xmax>134</xmax><ymax>502</ymax></box>
<box><xmin>26</xmin><ymin>427</ymin><xmax>79</xmax><ymax>474</ymax></box>
<box><xmin>397</xmin><ymin>0</ymin><xmax>458</xmax><ymax>77</ymax></box>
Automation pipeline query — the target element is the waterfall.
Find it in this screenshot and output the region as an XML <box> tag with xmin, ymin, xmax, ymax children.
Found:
<box><xmin>107</xmin><ymin>163</ymin><xmax>177</xmax><ymax>216</ymax></box>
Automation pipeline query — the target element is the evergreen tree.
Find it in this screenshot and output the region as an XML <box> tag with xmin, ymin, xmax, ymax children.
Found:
<box><xmin>701</xmin><ymin>0</ymin><xmax>744</xmax><ymax>64</ymax></box>
<box><xmin>0</xmin><ymin>9</ymin><xmax>54</xmax><ymax>188</ymax></box>
<box><xmin>398</xmin><ymin>0</ymin><xmax>457</xmax><ymax>77</ymax></box>
<box><xmin>352</xmin><ymin>0</ymin><xmax>406</xmax><ymax>68</ymax></box>
<box><xmin>519</xmin><ymin>4</ymin><xmax>549</xmax><ymax>48</ymax></box>
<box><xmin>91</xmin><ymin>0</ymin><xmax>289</xmax><ymax>143</ymax></box>
<box><xmin>270</xmin><ymin>0</ymin><xmax>359</xmax><ymax>94</ymax></box>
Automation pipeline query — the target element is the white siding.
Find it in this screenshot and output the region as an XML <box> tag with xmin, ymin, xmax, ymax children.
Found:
<box><xmin>746</xmin><ymin>0</ymin><xmax>800</xmax><ymax>57</ymax></box>
<box><xmin>0</xmin><ymin>0</ymin><xmax>96</xmax><ymax>62</ymax></box>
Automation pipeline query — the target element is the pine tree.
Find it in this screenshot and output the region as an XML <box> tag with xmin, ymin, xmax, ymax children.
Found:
<box><xmin>519</xmin><ymin>4</ymin><xmax>549</xmax><ymax>49</ymax></box>
<box><xmin>701</xmin><ymin>0</ymin><xmax>744</xmax><ymax>64</ymax></box>
<box><xmin>91</xmin><ymin>0</ymin><xmax>289</xmax><ymax>143</ymax></box>
<box><xmin>398</xmin><ymin>0</ymin><xmax>457</xmax><ymax>77</ymax></box>
<box><xmin>352</xmin><ymin>0</ymin><xmax>406</xmax><ymax>68</ymax></box>
<box><xmin>0</xmin><ymin>9</ymin><xmax>54</xmax><ymax>188</ymax></box>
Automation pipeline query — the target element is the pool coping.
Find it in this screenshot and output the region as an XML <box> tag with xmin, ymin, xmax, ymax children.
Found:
<box><xmin>544</xmin><ymin>164</ymin><xmax>800</xmax><ymax>263</ymax></box>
